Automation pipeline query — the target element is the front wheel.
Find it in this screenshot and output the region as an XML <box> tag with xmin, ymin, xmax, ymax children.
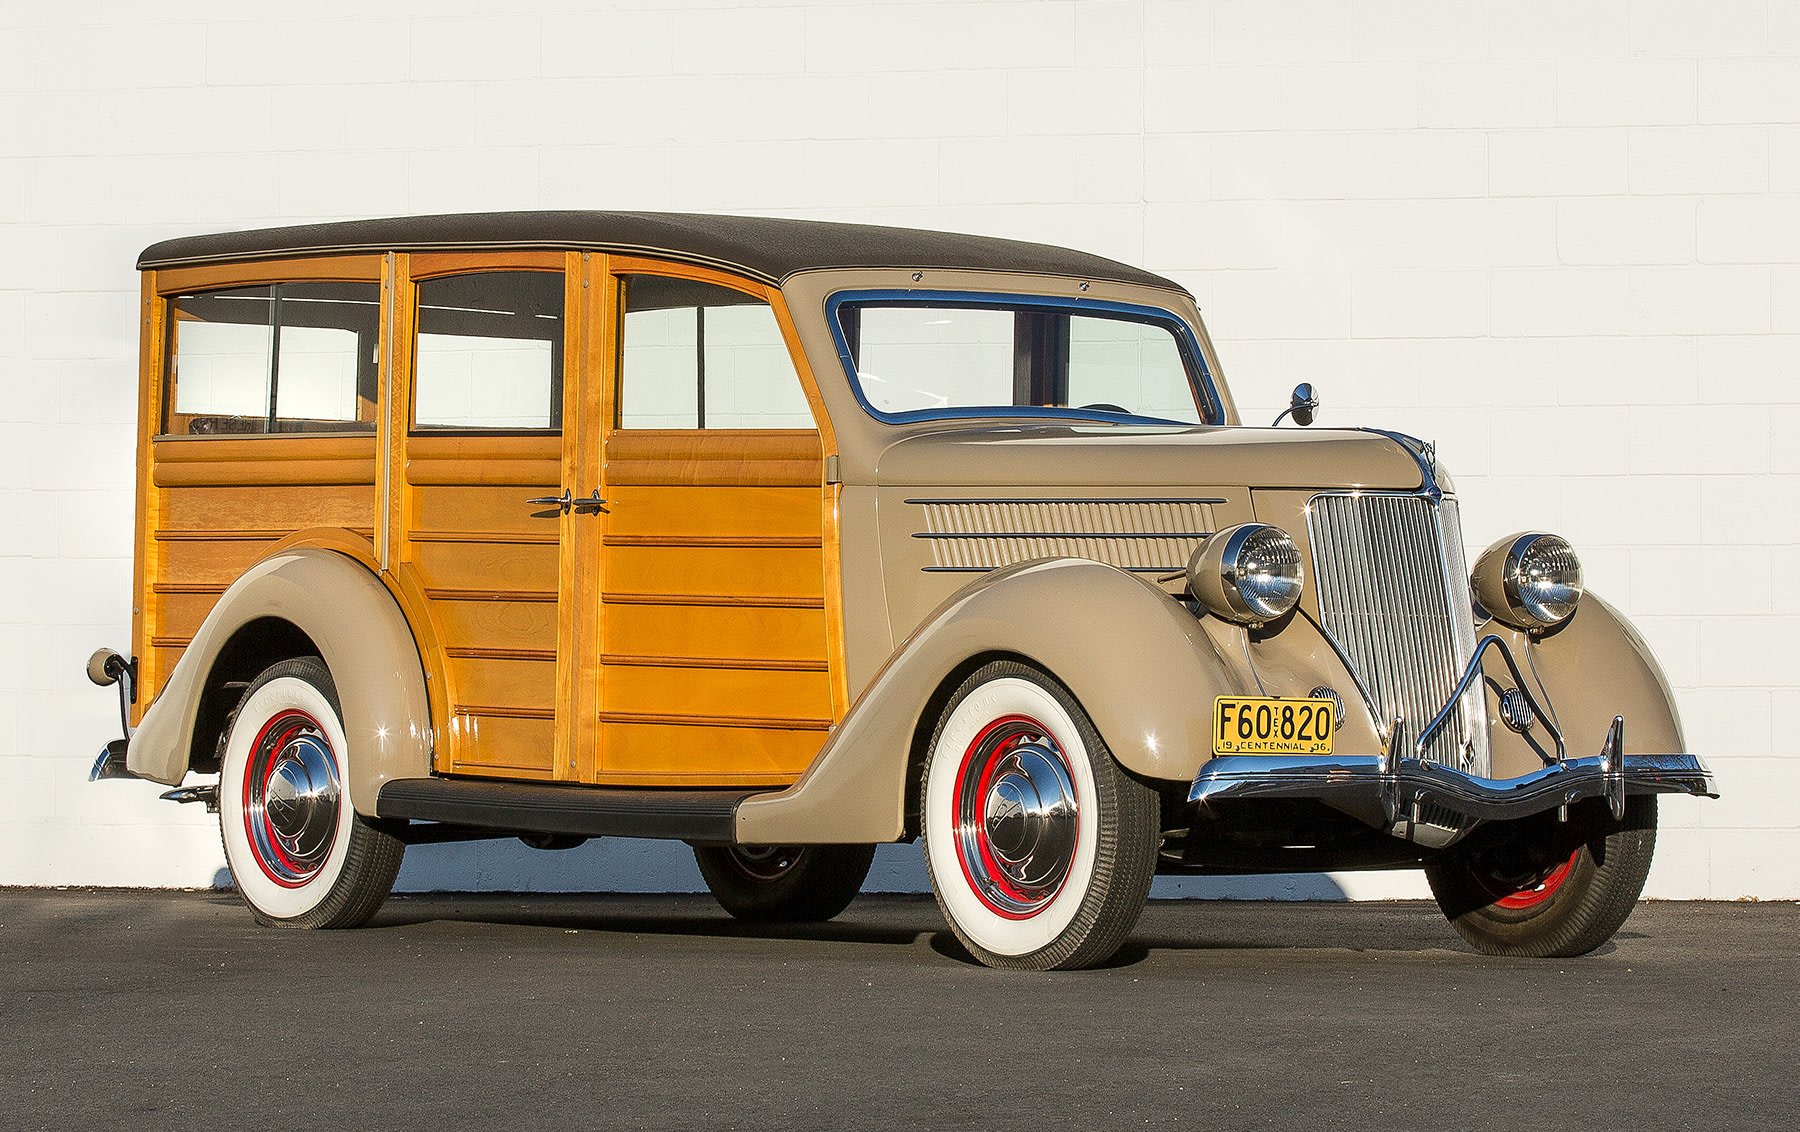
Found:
<box><xmin>1426</xmin><ymin>796</ymin><xmax>1657</xmax><ymax>958</ymax></box>
<box><xmin>218</xmin><ymin>657</ymin><xmax>405</xmax><ymax>928</ymax></box>
<box><xmin>921</xmin><ymin>660</ymin><xmax>1158</xmax><ymax>971</ymax></box>
<box><xmin>693</xmin><ymin>843</ymin><xmax>875</xmax><ymax>923</ymax></box>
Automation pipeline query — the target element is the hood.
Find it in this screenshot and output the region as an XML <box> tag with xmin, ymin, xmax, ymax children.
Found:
<box><xmin>872</xmin><ymin>423</ymin><xmax>1426</xmax><ymax>492</ymax></box>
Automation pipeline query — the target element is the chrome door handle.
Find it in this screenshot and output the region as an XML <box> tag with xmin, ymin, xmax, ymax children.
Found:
<box><xmin>571</xmin><ymin>489</ymin><xmax>609</xmax><ymax>515</ymax></box>
<box><xmin>527</xmin><ymin>489</ymin><xmax>571</xmax><ymax>516</ymax></box>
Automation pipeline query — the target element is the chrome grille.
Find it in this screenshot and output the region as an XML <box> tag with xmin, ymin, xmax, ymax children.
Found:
<box><xmin>1306</xmin><ymin>493</ymin><xmax>1488</xmax><ymax>774</ymax></box>
<box><xmin>912</xmin><ymin>498</ymin><xmax>1217</xmax><ymax>573</ymax></box>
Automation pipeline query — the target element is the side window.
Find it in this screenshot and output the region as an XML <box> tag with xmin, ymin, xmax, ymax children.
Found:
<box><xmin>163</xmin><ymin>282</ymin><xmax>379</xmax><ymax>436</ymax></box>
<box><xmin>617</xmin><ymin>274</ymin><xmax>813</xmax><ymax>429</ymax></box>
<box><xmin>414</xmin><ymin>271</ymin><xmax>563</xmax><ymax>431</ymax></box>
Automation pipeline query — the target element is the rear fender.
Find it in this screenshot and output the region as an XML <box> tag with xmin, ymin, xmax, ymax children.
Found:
<box><xmin>126</xmin><ymin>548</ymin><xmax>432</xmax><ymax>815</ymax></box>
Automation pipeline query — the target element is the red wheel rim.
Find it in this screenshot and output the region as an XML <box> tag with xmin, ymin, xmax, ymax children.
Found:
<box><xmin>242</xmin><ymin>708</ymin><xmax>342</xmax><ymax>888</ymax></box>
<box><xmin>1492</xmin><ymin>849</ymin><xmax>1577</xmax><ymax>910</ymax></box>
<box><xmin>950</xmin><ymin>713</ymin><xmax>1080</xmax><ymax>919</ymax></box>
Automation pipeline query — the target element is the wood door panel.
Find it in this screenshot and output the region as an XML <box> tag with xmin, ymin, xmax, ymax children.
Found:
<box><xmin>445</xmin><ymin>714</ymin><xmax>556</xmax><ymax>778</ymax></box>
<box><xmin>601</xmin><ymin>603</ymin><xmax>831</xmax><ymax>663</ymax></box>
<box><xmin>600</xmin><ymin>665</ymin><xmax>833</xmax><ymax>723</ymax></box>
<box><xmin>410</xmin><ymin>484</ymin><xmax>562</xmax><ymax>536</ymax></box>
<box><xmin>601</xmin><ymin>545</ymin><xmax>825</xmax><ymax>601</ymax></box>
<box><xmin>597</xmin><ymin>721</ymin><xmax>824</xmax><ymax>784</ymax></box>
<box><xmin>447</xmin><ymin>655</ymin><xmax>557</xmax><ymax>713</ymax></box>
<box><xmin>431</xmin><ymin>600</ymin><xmax>559</xmax><ymax>653</ymax></box>
<box><xmin>411</xmin><ymin>541</ymin><xmax>560</xmax><ymax>593</ymax></box>
<box><xmin>602</xmin><ymin>485</ymin><xmax>822</xmax><ymax>539</ymax></box>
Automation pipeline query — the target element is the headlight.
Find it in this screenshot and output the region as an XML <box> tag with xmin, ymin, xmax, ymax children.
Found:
<box><xmin>1471</xmin><ymin>532</ymin><xmax>1583</xmax><ymax>631</ymax></box>
<box><xmin>1188</xmin><ymin>524</ymin><xmax>1304</xmax><ymax>627</ymax></box>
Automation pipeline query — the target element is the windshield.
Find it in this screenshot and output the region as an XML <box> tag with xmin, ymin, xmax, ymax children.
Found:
<box><xmin>829</xmin><ymin>292</ymin><xmax>1210</xmax><ymax>424</ymax></box>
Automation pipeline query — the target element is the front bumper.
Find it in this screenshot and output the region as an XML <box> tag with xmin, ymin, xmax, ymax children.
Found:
<box><xmin>1189</xmin><ymin>749</ymin><xmax>1715</xmax><ymax>828</ymax></box>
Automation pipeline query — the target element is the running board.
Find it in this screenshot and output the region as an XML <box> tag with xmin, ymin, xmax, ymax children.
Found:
<box><xmin>376</xmin><ymin>778</ymin><xmax>769</xmax><ymax>844</ymax></box>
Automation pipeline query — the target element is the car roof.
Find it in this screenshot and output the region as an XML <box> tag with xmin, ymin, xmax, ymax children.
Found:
<box><xmin>137</xmin><ymin>211</ymin><xmax>1183</xmax><ymax>290</ymax></box>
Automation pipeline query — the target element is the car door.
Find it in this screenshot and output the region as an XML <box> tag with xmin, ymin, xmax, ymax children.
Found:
<box><xmin>390</xmin><ymin>253</ymin><xmax>585</xmax><ymax>782</ymax></box>
<box><xmin>589</xmin><ymin>261</ymin><xmax>843</xmax><ymax>786</ymax></box>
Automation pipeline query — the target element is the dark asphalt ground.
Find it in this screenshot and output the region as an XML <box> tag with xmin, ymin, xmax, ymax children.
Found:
<box><xmin>1</xmin><ymin>890</ymin><xmax>1793</xmax><ymax>1131</ymax></box>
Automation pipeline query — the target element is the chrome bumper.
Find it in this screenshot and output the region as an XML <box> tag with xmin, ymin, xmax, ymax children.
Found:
<box><xmin>1189</xmin><ymin>749</ymin><xmax>1715</xmax><ymax>827</ymax></box>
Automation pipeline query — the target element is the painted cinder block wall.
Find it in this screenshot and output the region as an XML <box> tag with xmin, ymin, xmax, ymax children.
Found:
<box><xmin>1</xmin><ymin>0</ymin><xmax>1794</xmax><ymax>899</ymax></box>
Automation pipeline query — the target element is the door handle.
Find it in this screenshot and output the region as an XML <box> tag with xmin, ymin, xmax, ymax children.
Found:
<box><xmin>526</xmin><ymin>489</ymin><xmax>571</xmax><ymax>516</ymax></box>
<box><xmin>571</xmin><ymin>489</ymin><xmax>609</xmax><ymax>515</ymax></box>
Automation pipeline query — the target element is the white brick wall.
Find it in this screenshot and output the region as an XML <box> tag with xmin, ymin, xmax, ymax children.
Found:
<box><xmin>1</xmin><ymin>1</ymin><xmax>1794</xmax><ymax>901</ymax></box>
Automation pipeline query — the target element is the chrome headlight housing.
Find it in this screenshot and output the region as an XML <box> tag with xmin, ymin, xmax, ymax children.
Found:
<box><xmin>1471</xmin><ymin>532</ymin><xmax>1583</xmax><ymax>632</ymax></box>
<box><xmin>1188</xmin><ymin>524</ymin><xmax>1304</xmax><ymax>627</ymax></box>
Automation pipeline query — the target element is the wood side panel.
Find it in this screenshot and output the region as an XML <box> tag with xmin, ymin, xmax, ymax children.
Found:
<box><xmin>606</xmin><ymin>430</ymin><xmax>823</xmax><ymax>487</ymax></box>
<box><xmin>155</xmin><ymin>256</ymin><xmax>383</xmax><ymax>294</ymax></box>
<box><xmin>602</xmin><ymin>485</ymin><xmax>823</xmax><ymax>539</ymax></box>
<box><xmin>158</xmin><ymin>538</ymin><xmax>279</xmax><ymax>585</ymax></box>
<box><xmin>428</xmin><ymin>600</ymin><xmax>560</xmax><ymax>652</ymax></box>
<box><xmin>154</xmin><ymin>591</ymin><xmax>225</xmax><ymax>642</ymax></box>
<box><xmin>597</xmin><ymin>722</ymin><xmax>819</xmax><ymax>783</ymax></box>
<box><xmin>161</xmin><ymin>484</ymin><xmax>376</xmax><ymax>532</ymax></box>
<box><xmin>411</xmin><ymin>541</ymin><xmax>560</xmax><ymax>592</ymax></box>
<box><xmin>411</xmin><ymin>485</ymin><xmax>563</xmax><ymax>534</ymax></box>
<box><xmin>406</xmin><ymin>434</ymin><xmax>562</xmax><ymax>485</ymax></box>
<box><xmin>601</xmin><ymin>603</ymin><xmax>829</xmax><ymax>662</ymax></box>
<box><xmin>599</xmin><ymin>665</ymin><xmax>832</xmax><ymax>722</ymax></box>
<box><xmin>445</xmin><ymin>715</ymin><xmax>557</xmax><ymax>778</ymax></box>
<box><xmin>447</xmin><ymin>656</ymin><xmax>557</xmax><ymax>713</ymax></box>
<box><xmin>601</xmin><ymin>545</ymin><xmax>826</xmax><ymax>601</ymax></box>
<box><xmin>132</xmin><ymin>273</ymin><xmax>166</xmax><ymax>719</ymax></box>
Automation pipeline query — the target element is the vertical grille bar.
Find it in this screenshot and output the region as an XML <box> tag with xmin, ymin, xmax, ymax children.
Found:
<box><xmin>1306</xmin><ymin>493</ymin><xmax>1489</xmax><ymax>775</ymax></box>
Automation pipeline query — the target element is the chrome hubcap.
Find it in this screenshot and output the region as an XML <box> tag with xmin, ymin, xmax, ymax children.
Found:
<box><xmin>244</xmin><ymin>710</ymin><xmax>341</xmax><ymax>887</ymax></box>
<box><xmin>954</xmin><ymin>715</ymin><xmax>1079</xmax><ymax>918</ymax></box>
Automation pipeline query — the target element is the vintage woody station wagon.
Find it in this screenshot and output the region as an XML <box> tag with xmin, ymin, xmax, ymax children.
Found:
<box><xmin>89</xmin><ymin>212</ymin><xmax>1715</xmax><ymax>969</ymax></box>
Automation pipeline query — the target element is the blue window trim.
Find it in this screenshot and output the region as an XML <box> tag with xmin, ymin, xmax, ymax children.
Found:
<box><xmin>824</xmin><ymin>288</ymin><xmax>1223</xmax><ymax>427</ymax></box>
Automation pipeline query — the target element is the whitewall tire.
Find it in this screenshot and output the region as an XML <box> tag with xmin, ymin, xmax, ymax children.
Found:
<box><xmin>218</xmin><ymin>657</ymin><xmax>404</xmax><ymax>928</ymax></box>
<box><xmin>922</xmin><ymin>660</ymin><xmax>1159</xmax><ymax>970</ymax></box>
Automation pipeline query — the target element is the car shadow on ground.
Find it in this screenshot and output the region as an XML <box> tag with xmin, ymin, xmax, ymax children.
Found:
<box><xmin>344</xmin><ymin>891</ymin><xmax>1513</xmax><ymax>962</ymax></box>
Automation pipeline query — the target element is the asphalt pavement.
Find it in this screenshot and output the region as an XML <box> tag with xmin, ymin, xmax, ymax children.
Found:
<box><xmin>1</xmin><ymin>889</ymin><xmax>1793</xmax><ymax>1131</ymax></box>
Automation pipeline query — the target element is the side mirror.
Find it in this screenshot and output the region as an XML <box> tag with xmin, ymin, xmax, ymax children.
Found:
<box><xmin>1272</xmin><ymin>383</ymin><xmax>1319</xmax><ymax>427</ymax></box>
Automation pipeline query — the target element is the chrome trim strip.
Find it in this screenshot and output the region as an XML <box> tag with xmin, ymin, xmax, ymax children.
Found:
<box><xmin>903</xmin><ymin>497</ymin><xmax>1228</xmax><ymax>506</ymax></box>
<box><xmin>1187</xmin><ymin>751</ymin><xmax>1716</xmax><ymax>824</ymax></box>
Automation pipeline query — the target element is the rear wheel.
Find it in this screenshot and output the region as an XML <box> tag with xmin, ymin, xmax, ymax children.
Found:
<box><xmin>218</xmin><ymin>657</ymin><xmax>404</xmax><ymax>928</ymax></box>
<box><xmin>693</xmin><ymin>843</ymin><xmax>875</xmax><ymax>923</ymax></box>
<box><xmin>921</xmin><ymin>660</ymin><xmax>1158</xmax><ymax>971</ymax></box>
<box><xmin>1426</xmin><ymin>796</ymin><xmax>1657</xmax><ymax>958</ymax></box>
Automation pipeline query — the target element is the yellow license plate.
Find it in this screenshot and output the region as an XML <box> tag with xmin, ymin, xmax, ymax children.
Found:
<box><xmin>1213</xmin><ymin>696</ymin><xmax>1336</xmax><ymax>755</ymax></box>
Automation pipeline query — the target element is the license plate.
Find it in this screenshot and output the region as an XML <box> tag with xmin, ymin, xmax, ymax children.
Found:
<box><xmin>1213</xmin><ymin>696</ymin><xmax>1336</xmax><ymax>755</ymax></box>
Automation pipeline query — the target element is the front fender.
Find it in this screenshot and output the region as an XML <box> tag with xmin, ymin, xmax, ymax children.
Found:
<box><xmin>126</xmin><ymin>549</ymin><xmax>432</xmax><ymax>815</ymax></box>
<box><xmin>1485</xmin><ymin>590</ymin><xmax>1686</xmax><ymax>778</ymax></box>
<box><xmin>736</xmin><ymin>558</ymin><xmax>1243</xmax><ymax>844</ymax></box>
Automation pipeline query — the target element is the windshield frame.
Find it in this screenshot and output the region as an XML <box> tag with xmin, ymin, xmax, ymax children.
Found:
<box><xmin>824</xmin><ymin>288</ymin><xmax>1224</xmax><ymax>427</ymax></box>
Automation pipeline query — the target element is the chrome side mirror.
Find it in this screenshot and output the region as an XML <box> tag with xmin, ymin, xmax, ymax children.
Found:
<box><xmin>1271</xmin><ymin>383</ymin><xmax>1319</xmax><ymax>427</ymax></box>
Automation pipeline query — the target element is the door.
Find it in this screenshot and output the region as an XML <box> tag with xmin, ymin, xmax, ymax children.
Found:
<box><xmin>590</xmin><ymin>263</ymin><xmax>840</xmax><ymax>787</ymax></box>
<box><xmin>391</xmin><ymin>253</ymin><xmax>582</xmax><ymax>781</ymax></box>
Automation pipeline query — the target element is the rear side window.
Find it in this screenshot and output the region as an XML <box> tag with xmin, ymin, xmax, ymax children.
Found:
<box><xmin>413</xmin><ymin>271</ymin><xmax>564</xmax><ymax>432</ymax></box>
<box><xmin>617</xmin><ymin>274</ymin><xmax>813</xmax><ymax>430</ymax></box>
<box><xmin>163</xmin><ymin>282</ymin><xmax>380</xmax><ymax>436</ymax></box>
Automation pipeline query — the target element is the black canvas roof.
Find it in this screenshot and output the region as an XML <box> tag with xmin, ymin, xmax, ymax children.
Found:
<box><xmin>137</xmin><ymin>211</ymin><xmax>1182</xmax><ymax>291</ymax></box>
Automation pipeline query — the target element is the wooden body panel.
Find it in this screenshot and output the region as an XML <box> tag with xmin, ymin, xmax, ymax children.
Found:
<box><xmin>133</xmin><ymin>250</ymin><xmax>849</xmax><ymax>793</ymax></box>
<box><xmin>595</xmin><ymin>429</ymin><xmax>832</xmax><ymax>785</ymax></box>
<box><xmin>142</xmin><ymin>433</ymin><xmax>379</xmax><ymax>701</ymax></box>
<box><xmin>406</xmin><ymin>433</ymin><xmax>564</xmax><ymax>779</ymax></box>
